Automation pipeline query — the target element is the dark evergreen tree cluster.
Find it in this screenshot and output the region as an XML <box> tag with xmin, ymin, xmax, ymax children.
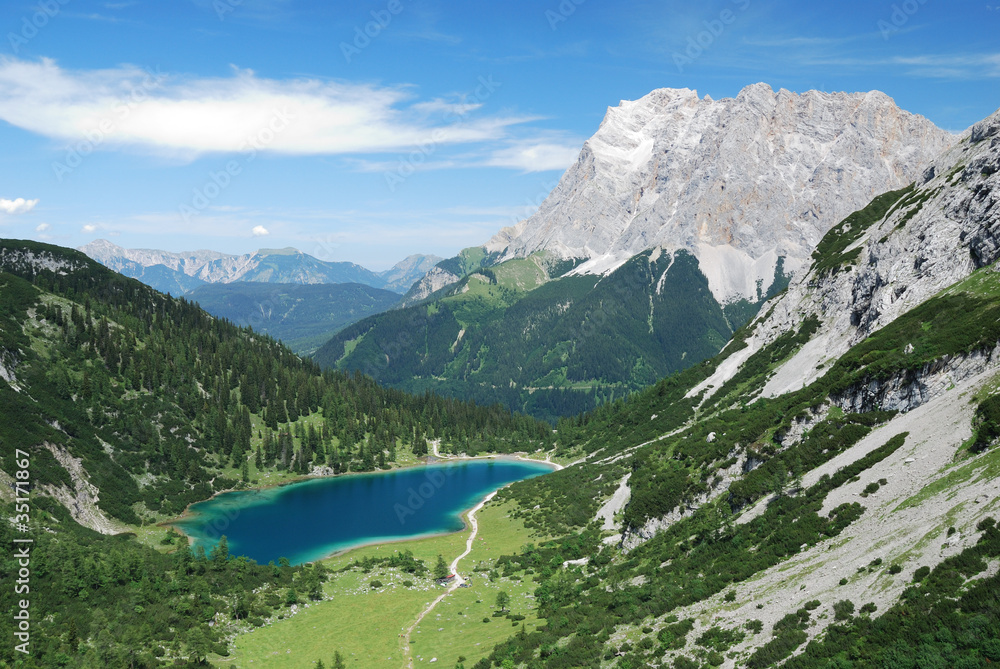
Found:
<box><xmin>314</xmin><ymin>250</ymin><xmax>787</xmax><ymax>422</ymax></box>
<box><xmin>0</xmin><ymin>241</ymin><xmax>552</xmax><ymax>524</ymax></box>
<box><xmin>0</xmin><ymin>496</ymin><xmax>319</xmax><ymax>668</ymax></box>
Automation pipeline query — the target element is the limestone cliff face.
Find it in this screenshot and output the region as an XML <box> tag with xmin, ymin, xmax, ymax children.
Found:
<box><xmin>486</xmin><ymin>83</ymin><xmax>955</xmax><ymax>304</ymax></box>
<box><xmin>694</xmin><ymin>106</ymin><xmax>1000</xmax><ymax>405</ymax></box>
<box><xmin>620</xmin><ymin>105</ymin><xmax>1000</xmax><ymax>552</ymax></box>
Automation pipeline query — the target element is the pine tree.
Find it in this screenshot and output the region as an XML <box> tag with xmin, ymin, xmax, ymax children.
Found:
<box><xmin>66</xmin><ymin>619</ymin><xmax>79</xmax><ymax>653</ymax></box>
<box><xmin>434</xmin><ymin>555</ymin><xmax>449</xmax><ymax>580</ymax></box>
<box><xmin>210</xmin><ymin>536</ymin><xmax>229</xmax><ymax>567</ymax></box>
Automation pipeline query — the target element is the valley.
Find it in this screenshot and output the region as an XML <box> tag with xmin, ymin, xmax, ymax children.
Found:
<box><xmin>1</xmin><ymin>12</ymin><xmax>999</xmax><ymax>667</ymax></box>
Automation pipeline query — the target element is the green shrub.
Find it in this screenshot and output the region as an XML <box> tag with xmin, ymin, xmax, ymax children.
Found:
<box><xmin>833</xmin><ymin>600</ymin><xmax>855</xmax><ymax>621</ymax></box>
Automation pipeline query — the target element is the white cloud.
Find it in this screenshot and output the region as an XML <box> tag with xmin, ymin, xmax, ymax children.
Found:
<box><xmin>487</xmin><ymin>140</ymin><xmax>581</xmax><ymax>172</ymax></box>
<box><xmin>35</xmin><ymin>223</ymin><xmax>50</xmax><ymax>232</ymax></box>
<box><xmin>251</xmin><ymin>225</ymin><xmax>270</xmax><ymax>237</ymax></box>
<box><xmin>82</xmin><ymin>224</ymin><xmax>98</xmax><ymax>233</ymax></box>
<box><xmin>0</xmin><ymin>57</ymin><xmax>538</xmax><ymax>158</ymax></box>
<box><xmin>805</xmin><ymin>52</ymin><xmax>1000</xmax><ymax>79</ymax></box>
<box><xmin>0</xmin><ymin>198</ymin><xmax>38</xmax><ymax>215</ymax></box>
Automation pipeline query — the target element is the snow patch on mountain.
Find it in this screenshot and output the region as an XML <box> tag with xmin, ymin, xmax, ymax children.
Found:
<box><xmin>487</xmin><ymin>83</ymin><xmax>955</xmax><ymax>305</ymax></box>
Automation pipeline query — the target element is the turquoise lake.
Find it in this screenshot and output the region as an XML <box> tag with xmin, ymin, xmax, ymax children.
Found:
<box><xmin>170</xmin><ymin>459</ymin><xmax>553</xmax><ymax>565</ymax></box>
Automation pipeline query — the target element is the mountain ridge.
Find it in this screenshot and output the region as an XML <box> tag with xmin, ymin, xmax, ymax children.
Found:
<box><xmin>315</xmin><ymin>83</ymin><xmax>955</xmax><ymax>419</ymax></box>
<box><xmin>79</xmin><ymin>239</ymin><xmax>442</xmax><ymax>295</ymax></box>
<box><xmin>485</xmin><ymin>82</ymin><xmax>955</xmax><ymax>304</ymax></box>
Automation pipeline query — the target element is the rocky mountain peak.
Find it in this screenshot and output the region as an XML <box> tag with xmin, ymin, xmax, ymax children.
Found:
<box><xmin>486</xmin><ymin>83</ymin><xmax>956</xmax><ymax>305</ymax></box>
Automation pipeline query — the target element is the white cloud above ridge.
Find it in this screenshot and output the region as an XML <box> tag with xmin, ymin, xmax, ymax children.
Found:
<box><xmin>0</xmin><ymin>198</ymin><xmax>38</xmax><ymax>215</ymax></box>
<box><xmin>348</xmin><ymin>135</ymin><xmax>582</xmax><ymax>174</ymax></box>
<box><xmin>251</xmin><ymin>225</ymin><xmax>270</xmax><ymax>237</ymax></box>
<box><xmin>0</xmin><ymin>57</ymin><xmax>542</xmax><ymax>158</ymax></box>
<box><xmin>486</xmin><ymin>139</ymin><xmax>581</xmax><ymax>172</ymax></box>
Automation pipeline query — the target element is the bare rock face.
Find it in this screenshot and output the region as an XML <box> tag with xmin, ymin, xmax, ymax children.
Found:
<box><xmin>400</xmin><ymin>265</ymin><xmax>462</xmax><ymax>305</ymax></box>
<box><xmin>696</xmin><ymin>105</ymin><xmax>1000</xmax><ymax>405</ymax></box>
<box><xmin>486</xmin><ymin>83</ymin><xmax>955</xmax><ymax>304</ymax></box>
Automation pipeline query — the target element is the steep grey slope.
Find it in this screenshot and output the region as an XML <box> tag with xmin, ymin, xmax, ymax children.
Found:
<box><xmin>486</xmin><ymin>83</ymin><xmax>955</xmax><ymax>305</ymax></box>
<box><xmin>695</xmin><ymin>105</ymin><xmax>1000</xmax><ymax>405</ymax></box>
<box><xmin>379</xmin><ymin>253</ymin><xmax>443</xmax><ymax>293</ymax></box>
<box><xmin>613</xmin><ymin>106</ymin><xmax>1000</xmax><ymax>554</ymax></box>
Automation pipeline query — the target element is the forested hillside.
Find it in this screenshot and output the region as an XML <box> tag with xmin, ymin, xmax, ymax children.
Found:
<box><xmin>187</xmin><ymin>281</ymin><xmax>401</xmax><ymax>355</ymax></box>
<box><xmin>0</xmin><ymin>239</ymin><xmax>552</xmax><ymax>668</ymax></box>
<box><xmin>315</xmin><ymin>249</ymin><xmax>787</xmax><ymax>422</ymax></box>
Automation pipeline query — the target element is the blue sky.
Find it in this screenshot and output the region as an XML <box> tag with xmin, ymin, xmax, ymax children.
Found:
<box><xmin>0</xmin><ymin>0</ymin><xmax>997</xmax><ymax>269</ymax></box>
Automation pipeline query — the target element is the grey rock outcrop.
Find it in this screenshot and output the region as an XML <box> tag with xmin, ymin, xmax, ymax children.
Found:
<box><xmin>697</xmin><ymin>105</ymin><xmax>1000</xmax><ymax>404</ymax></box>
<box><xmin>486</xmin><ymin>83</ymin><xmax>955</xmax><ymax>304</ymax></box>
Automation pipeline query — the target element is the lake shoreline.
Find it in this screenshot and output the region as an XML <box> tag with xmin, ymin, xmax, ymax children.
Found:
<box><xmin>162</xmin><ymin>452</ymin><xmax>559</xmax><ymax>564</ymax></box>
<box><xmin>161</xmin><ymin>448</ymin><xmax>559</xmax><ymax>529</ymax></box>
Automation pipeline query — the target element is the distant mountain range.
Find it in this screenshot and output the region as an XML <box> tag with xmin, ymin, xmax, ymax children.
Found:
<box><xmin>78</xmin><ymin>240</ymin><xmax>440</xmax><ymax>351</ymax></box>
<box><xmin>79</xmin><ymin>239</ymin><xmax>441</xmax><ymax>295</ymax></box>
<box><xmin>316</xmin><ymin>83</ymin><xmax>955</xmax><ymax>420</ymax></box>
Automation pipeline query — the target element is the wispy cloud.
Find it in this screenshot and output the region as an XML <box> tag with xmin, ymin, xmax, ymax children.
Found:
<box><xmin>0</xmin><ymin>198</ymin><xmax>38</xmax><ymax>215</ymax></box>
<box><xmin>0</xmin><ymin>57</ymin><xmax>540</xmax><ymax>158</ymax></box>
<box><xmin>63</xmin><ymin>12</ymin><xmax>136</xmax><ymax>24</ymax></box>
<box><xmin>345</xmin><ymin>135</ymin><xmax>581</xmax><ymax>174</ymax></box>
<box><xmin>486</xmin><ymin>138</ymin><xmax>580</xmax><ymax>172</ymax></box>
<box><xmin>805</xmin><ymin>52</ymin><xmax>1000</xmax><ymax>79</ymax></box>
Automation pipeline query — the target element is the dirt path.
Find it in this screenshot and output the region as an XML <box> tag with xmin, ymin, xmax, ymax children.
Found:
<box><xmin>400</xmin><ymin>491</ymin><xmax>496</xmax><ymax>668</ymax></box>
